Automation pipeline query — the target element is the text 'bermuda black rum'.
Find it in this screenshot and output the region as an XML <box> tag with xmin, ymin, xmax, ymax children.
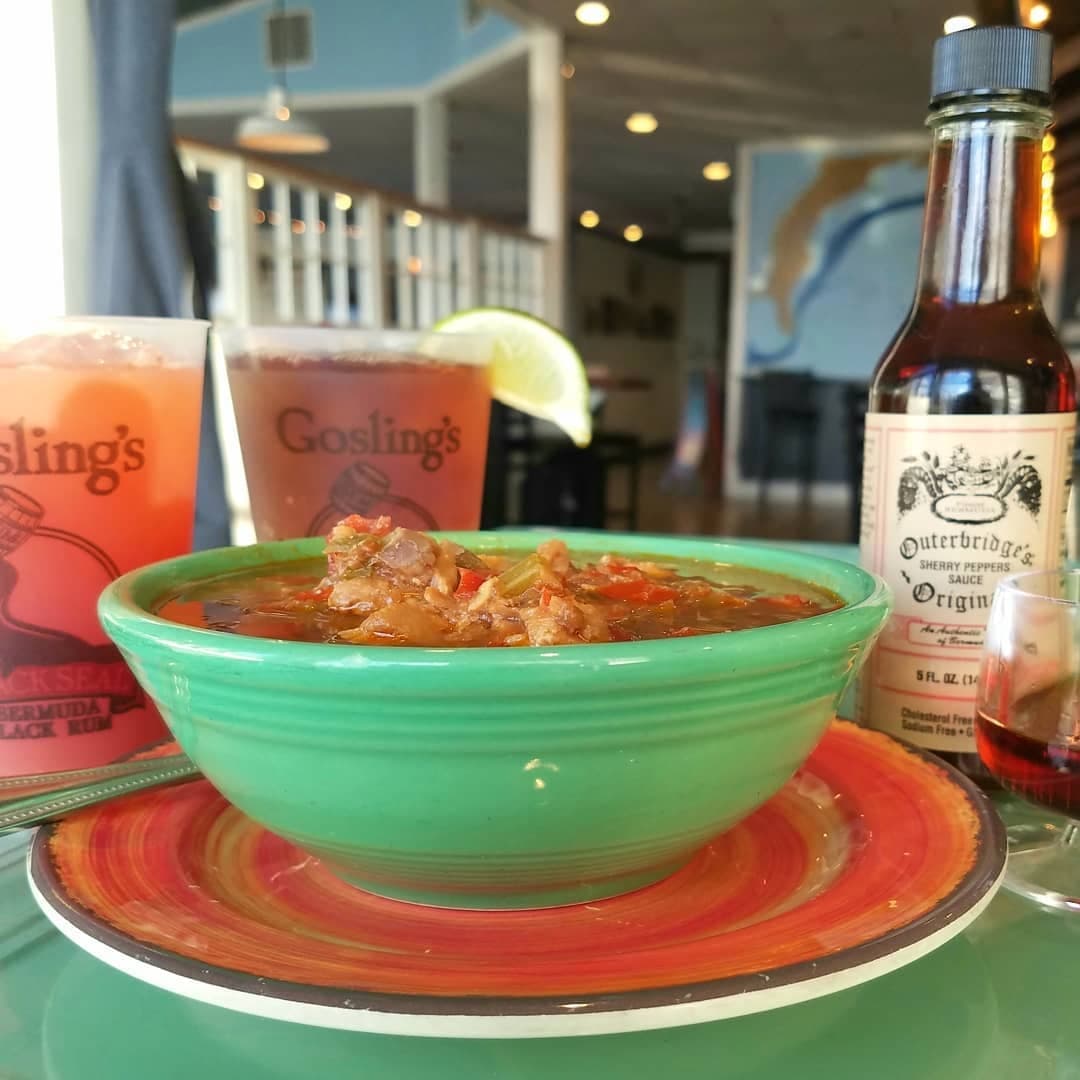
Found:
<box><xmin>859</xmin><ymin>26</ymin><xmax>1077</xmax><ymax>777</ymax></box>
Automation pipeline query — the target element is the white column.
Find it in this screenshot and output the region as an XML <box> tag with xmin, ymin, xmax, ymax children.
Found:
<box><xmin>416</xmin><ymin>221</ymin><xmax>436</xmax><ymax>328</ymax></box>
<box><xmin>0</xmin><ymin>0</ymin><xmax>95</xmax><ymax>318</ymax></box>
<box><xmin>359</xmin><ymin>193</ymin><xmax>389</xmax><ymax>328</ymax></box>
<box><xmin>414</xmin><ymin>96</ymin><xmax>450</xmax><ymax>208</ymax></box>
<box><xmin>271</xmin><ymin>181</ymin><xmax>295</xmax><ymax>321</ymax></box>
<box><xmin>328</xmin><ymin>200</ymin><xmax>350</xmax><ymax>325</ymax></box>
<box><xmin>456</xmin><ymin>222</ymin><xmax>481</xmax><ymax>310</ymax></box>
<box><xmin>527</xmin><ymin>27</ymin><xmax>567</xmax><ymax>329</ymax></box>
<box><xmin>216</xmin><ymin>158</ymin><xmax>257</xmax><ymax>325</ymax></box>
<box><xmin>301</xmin><ymin>187</ymin><xmax>324</xmax><ymax>323</ymax></box>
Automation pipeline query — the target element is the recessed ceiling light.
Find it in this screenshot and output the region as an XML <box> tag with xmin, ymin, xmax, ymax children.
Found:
<box><xmin>334</xmin><ymin>192</ymin><xmax>353</xmax><ymax>211</ymax></box>
<box><xmin>402</xmin><ymin>209</ymin><xmax>423</xmax><ymax>228</ymax></box>
<box><xmin>943</xmin><ymin>14</ymin><xmax>975</xmax><ymax>33</ymax></box>
<box><xmin>623</xmin><ymin>224</ymin><xmax>643</xmax><ymax>242</ymax></box>
<box><xmin>579</xmin><ymin>210</ymin><xmax>600</xmax><ymax>228</ymax></box>
<box><xmin>247</xmin><ymin>172</ymin><xmax>265</xmax><ymax>190</ymax></box>
<box><xmin>1028</xmin><ymin>2</ymin><xmax>1050</xmax><ymax>26</ymax></box>
<box><xmin>625</xmin><ymin>112</ymin><xmax>658</xmax><ymax>134</ymax></box>
<box><xmin>560</xmin><ymin>62</ymin><xmax>576</xmax><ymax>79</ymax></box>
<box><xmin>575</xmin><ymin>2</ymin><xmax>610</xmax><ymax>26</ymax></box>
<box><xmin>702</xmin><ymin>161</ymin><xmax>731</xmax><ymax>181</ymax></box>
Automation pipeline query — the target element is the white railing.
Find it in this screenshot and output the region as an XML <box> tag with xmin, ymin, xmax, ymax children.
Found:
<box><xmin>176</xmin><ymin>139</ymin><xmax>550</xmax><ymax>545</ymax></box>
<box><xmin>177</xmin><ymin>138</ymin><xmax>549</xmax><ymax>329</ymax></box>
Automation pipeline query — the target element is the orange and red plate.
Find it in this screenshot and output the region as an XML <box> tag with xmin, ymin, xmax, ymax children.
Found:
<box><xmin>28</xmin><ymin>721</ymin><xmax>1004</xmax><ymax>1037</ymax></box>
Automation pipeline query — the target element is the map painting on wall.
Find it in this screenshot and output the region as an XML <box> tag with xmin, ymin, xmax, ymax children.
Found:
<box><xmin>742</xmin><ymin>142</ymin><xmax>928</xmax><ymax>381</ymax></box>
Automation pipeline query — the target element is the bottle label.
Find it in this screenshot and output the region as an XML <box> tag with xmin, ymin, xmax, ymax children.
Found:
<box><xmin>859</xmin><ymin>412</ymin><xmax>1076</xmax><ymax>752</ymax></box>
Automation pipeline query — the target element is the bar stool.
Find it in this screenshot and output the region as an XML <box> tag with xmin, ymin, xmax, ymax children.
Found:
<box><xmin>757</xmin><ymin>371</ymin><xmax>821</xmax><ymax>510</ymax></box>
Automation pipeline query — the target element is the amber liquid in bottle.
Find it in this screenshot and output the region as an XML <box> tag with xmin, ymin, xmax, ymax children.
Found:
<box><xmin>862</xmin><ymin>98</ymin><xmax>1076</xmax><ymax>781</ymax></box>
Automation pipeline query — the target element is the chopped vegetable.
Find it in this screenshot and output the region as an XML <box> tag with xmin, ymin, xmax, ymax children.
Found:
<box><xmin>455</xmin><ymin>568</ymin><xmax>488</xmax><ymax>598</ymax></box>
<box><xmin>596</xmin><ymin>579</ymin><xmax>678</xmax><ymax>604</ymax></box>
<box><xmin>495</xmin><ymin>554</ymin><xmax>549</xmax><ymax>598</ymax></box>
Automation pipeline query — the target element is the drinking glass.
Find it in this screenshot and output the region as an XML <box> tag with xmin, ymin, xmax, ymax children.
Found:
<box><xmin>976</xmin><ymin>568</ymin><xmax>1080</xmax><ymax>912</ymax></box>
<box><xmin>0</xmin><ymin>316</ymin><xmax>208</xmax><ymax>777</ymax></box>
<box><xmin>218</xmin><ymin>327</ymin><xmax>493</xmax><ymax>541</ymax></box>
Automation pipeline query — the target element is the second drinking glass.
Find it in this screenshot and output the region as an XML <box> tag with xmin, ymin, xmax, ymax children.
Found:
<box><xmin>219</xmin><ymin>327</ymin><xmax>493</xmax><ymax>541</ymax></box>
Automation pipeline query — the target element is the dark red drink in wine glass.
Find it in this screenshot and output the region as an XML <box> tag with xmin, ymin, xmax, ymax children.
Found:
<box><xmin>976</xmin><ymin>569</ymin><xmax>1080</xmax><ymax>912</ymax></box>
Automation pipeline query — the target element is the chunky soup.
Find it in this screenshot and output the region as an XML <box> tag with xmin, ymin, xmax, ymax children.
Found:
<box><xmin>157</xmin><ymin>515</ymin><xmax>843</xmax><ymax>647</ymax></box>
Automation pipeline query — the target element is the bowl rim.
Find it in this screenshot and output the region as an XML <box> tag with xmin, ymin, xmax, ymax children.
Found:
<box><xmin>98</xmin><ymin>531</ymin><xmax>891</xmax><ymax>671</ymax></box>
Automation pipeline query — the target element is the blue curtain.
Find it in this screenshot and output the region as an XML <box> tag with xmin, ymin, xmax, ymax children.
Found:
<box><xmin>88</xmin><ymin>0</ymin><xmax>230</xmax><ymax>550</ymax></box>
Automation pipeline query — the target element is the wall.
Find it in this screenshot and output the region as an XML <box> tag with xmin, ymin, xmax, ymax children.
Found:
<box><xmin>0</xmin><ymin>0</ymin><xmax>95</xmax><ymax>319</ymax></box>
<box><xmin>173</xmin><ymin>0</ymin><xmax>521</xmax><ymax>102</ymax></box>
<box><xmin>571</xmin><ymin>231</ymin><xmax>684</xmax><ymax>446</ymax></box>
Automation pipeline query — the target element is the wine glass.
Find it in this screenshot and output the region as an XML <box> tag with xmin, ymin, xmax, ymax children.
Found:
<box><xmin>976</xmin><ymin>569</ymin><xmax>1080</xmax><ymax>913</ymax></box>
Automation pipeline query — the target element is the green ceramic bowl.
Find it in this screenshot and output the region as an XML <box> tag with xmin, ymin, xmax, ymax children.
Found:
<box><xmin>98</xmin><ymin>532</ymin><xmax>890</xmax><ymax>910</ymax></box>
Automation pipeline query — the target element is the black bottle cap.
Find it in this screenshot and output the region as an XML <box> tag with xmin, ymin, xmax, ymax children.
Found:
<box><xmin>931</xmin><ymin>25</ymin><xmax>1052</xmax><ymax>105</ymax></box>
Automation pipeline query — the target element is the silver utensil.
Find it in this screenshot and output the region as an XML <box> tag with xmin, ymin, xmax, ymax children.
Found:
<box><xmin>0</xmin><ymin>754</ymin><xmax>201</xmax><ymax>834</ymax></box>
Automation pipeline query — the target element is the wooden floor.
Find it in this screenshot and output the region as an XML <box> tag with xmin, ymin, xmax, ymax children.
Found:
<box><xmin>633</xmin><ymin>464</ymin><xmax>852</xmax><ymax>544</ymax></box>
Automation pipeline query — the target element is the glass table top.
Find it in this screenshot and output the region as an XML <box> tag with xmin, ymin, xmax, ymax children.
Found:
<box><xmin>4</xmin><ymin>825</ymin><xmax>1080</xmax><ymax>1079</ymax></box>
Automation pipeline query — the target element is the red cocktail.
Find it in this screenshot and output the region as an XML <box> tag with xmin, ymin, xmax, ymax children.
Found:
<box><xmin>0</xmin><ymin>317</ymin><xmax>207</xmax><ymax>776</ymax></box>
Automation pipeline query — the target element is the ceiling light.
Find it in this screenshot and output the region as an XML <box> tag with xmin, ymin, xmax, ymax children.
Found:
<box><xmin>1028</xmin><ymin>2</ymin><xmax>1050</xmax><ymax>26</ymax></box>
<box><xmin>579</xmin><ymin>210</ymin><xmax>600</xmax><ymax>228</ymax></box>
<box><xmin>236</xmin><ymin>87</ymin><xmax>329</xmax><ymax>155</ymax></box>
<box><xmin>702</xmin><ymin>161</ymin><xmax>731</xmax><ymax>181</ymax></box>
<box><xmin>334</xmin><ymin>192</ymin><xmax>353</xmax><ymax>211</ymax></box>
<box><xmin>623</xmin><ymin>224</ymin><xmax>643</xmax><ymax>242</ymax></box>
<box><xmin>625</xmin><ymin>112</ymin><xmax>658</xmax><ymax>134</ymax></box>
<box><xmin>560</xmin><ymin>62</ymin><xmax>576</xmax><ymax>79</ymax></box>
<box><xmin>943</xmin><ymin>14</ymin><xmax>976</xmax><ymax>33</ymax></box>
<box><xmin>247</xmin><ymin>172</ymin><xmax>265</xmax><ymax>190</ymax></box>
<box><xmin>402</xmin><ymin>209</ymin><xmax>423</xmax><ymax>228</ymax></box>
<box><xmin>575</xmin><ymin>2</ymin><xmax>609</xmax><ymax>26</ymax></box>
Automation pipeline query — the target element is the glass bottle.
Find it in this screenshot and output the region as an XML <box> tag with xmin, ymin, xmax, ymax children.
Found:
<box><xmin>859</xmin><ymin>25</ymin><xmax>1077</xmax><ymax>779</ymax></box>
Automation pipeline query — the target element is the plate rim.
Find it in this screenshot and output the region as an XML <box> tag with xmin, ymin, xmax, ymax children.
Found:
<box><xmin>27</xmin><ymin>728</ymin><xmax>1007</xmax><ymax>1039</ymax></box>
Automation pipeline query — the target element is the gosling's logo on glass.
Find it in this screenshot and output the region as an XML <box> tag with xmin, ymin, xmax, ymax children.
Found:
<box><xmin>276</xmin><ymin>408</ymin><xmax>462</xmax><ymax>473</ymax></box>
<box><xmin>897</xmin><ymin>446</ymin><xmax>1041</xmax><ymax>525</ymax></box>
<box><xmin>307</xmin><ymin>462</ymin><xmax>438</xmax><ymax>536</ymax></box>
<box><xmin>0</xmin><ymin>485</ymin><xmax>143</xmax><ymax>741</ymax></box>
<box><xmin>0</xmin><ymin>419</ymin><xmax>146</xmax><ymax>496</ymax></box>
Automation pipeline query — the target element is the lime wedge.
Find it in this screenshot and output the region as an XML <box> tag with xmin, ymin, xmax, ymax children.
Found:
<box><xmin>433</xmin><ymin>308</ymin><xmax>592</xmax><ymax>448</ymax></box>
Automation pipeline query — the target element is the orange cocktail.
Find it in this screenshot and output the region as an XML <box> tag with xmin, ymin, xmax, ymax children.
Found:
<box><xmin>0</xmin><ymin>318</ymin><xmax>207</xmax><ymax>776</ymax></box>
<box><xmin>222</xmin><ymin>328</ymin><xmax>492</xmax><ymax>540</ymax></box>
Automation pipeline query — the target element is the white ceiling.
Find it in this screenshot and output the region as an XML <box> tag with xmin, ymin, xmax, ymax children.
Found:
<box><xmin>174</xmin><ymin>0</ymin><xmax>963</xmax><ymax>242</ymax></box>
